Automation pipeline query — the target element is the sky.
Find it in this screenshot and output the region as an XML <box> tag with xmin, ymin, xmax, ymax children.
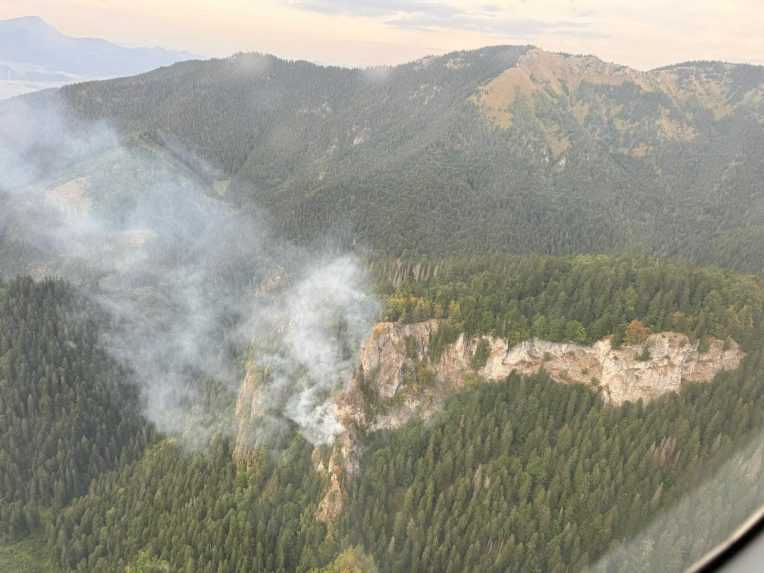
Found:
<box><xmin>0</xmin><ymin>0</ymin><xmax>762</xmax><ymax>70</ymax></box>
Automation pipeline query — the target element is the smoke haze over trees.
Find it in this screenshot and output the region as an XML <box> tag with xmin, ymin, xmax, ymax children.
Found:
<box><xmin>1</xmin><ymin>43</ymin><xmax>764</xmax><ymax>573</ymax></box>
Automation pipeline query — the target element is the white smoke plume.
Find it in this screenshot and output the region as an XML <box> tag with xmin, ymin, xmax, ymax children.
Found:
<box><xmin>0</xmin><ymin>93</ymin><xmax>377</xmax><ymax>447</ymax></box>
<box><xmin>241</xmin><ymin>255</ymin><xmax>379</xmax><ymax>445</ymax></box>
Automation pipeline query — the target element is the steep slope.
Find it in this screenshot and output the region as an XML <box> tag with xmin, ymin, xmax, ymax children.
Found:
<box><xmin>341</xmin><ymin>364</ymin><xmax>764</xmax><ymax>573</ymax></box>
<box><xmin>233</xmin><ymin>254</ymin><xmax>764</xmax><ymax>527</ymax></box>
<box><xmin>234</xmin><ymin>319</ymin><xmax>743</xmax><ymax>522</ymax></box>
<box><xmin>339</xmin><ymin>320</ymin><xmax>743</xmax><ymax>427</ymax></box>
<box><xmin>0</xmin><ymin>262</ymin><xmax>762</xmax><ymax>572</ymax></box>
<box><xmin>0</xmin><ymin>277</ymin><xmax>150</xmax><ymax>542</ymax></box>
<box><xmin>227</xmin><ymin>303</ymin><xmax>764</xmax><ymax>572</ymax></box>
<box><xmin>38</xmin><ymin>46</ymin><xmax>764</xmax><ymax>272</ymax></box>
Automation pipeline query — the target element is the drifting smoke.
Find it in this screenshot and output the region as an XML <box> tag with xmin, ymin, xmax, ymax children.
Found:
<box><xmin>241</xmin><ymin>256</ymin><xmax>378</xmax><ymax>445</ymax></box>
<box><xmin>0</xmin><ymin>94</ymin><xmax>377</xmax><ymax>447</ymax></box>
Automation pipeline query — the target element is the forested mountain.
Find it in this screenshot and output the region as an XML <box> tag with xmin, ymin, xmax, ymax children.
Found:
<box><xmin>0</xmin><ymin>278</ymin><xmax>151</xmax><ymax>545</ymax></box>
<box><xmin>1</xmin><ymin>256</ymin><xmax>764</xmax><ymax>571</ymax></box>
<box><xmin>35</xmin><ymin>45</ymin><xmax>763</xmax><ymax>272</ymax></box>
<box><xmin>2</xmin><ymin>42</ymin><xmax>764</xmax><ymax>573</ymax></box>
<box><xmin>41</xmin><ymin>365</ymin><xmax>764</xmax><ymax>572</ymax></box>
<box><xmin>345</xmin><ymin>368</ymin><xmax>764</xmax><ymax>572</ymax></box>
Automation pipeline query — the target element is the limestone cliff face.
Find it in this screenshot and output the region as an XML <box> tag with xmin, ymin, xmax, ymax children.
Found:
<box><xmin>236</xmin><ymin>320</ymin><xmax>744</xmax><ymax>521</ymax></box>
<box><xmin>445</xmin><ymin>329</ymin><xmax>743</xmax><ymax>405</ymax></box>
<box><xmin>335</xmin><ymin>320</ymin><xmax>443</xmax><ymax>433</ymax></box>
<box><xmin>233</xmin><ymin>360</ymin><xmax>260</xmax><ymax>464</ymax></box>
<box><xmin>312</xmin><ymin>431</ymin><xmax>357</xmax><ymax>522</ymax></box>
<box><xmin>340</xmin><ymin>321</ymin><xmax>743</xmax><ymax>434</ymax></box>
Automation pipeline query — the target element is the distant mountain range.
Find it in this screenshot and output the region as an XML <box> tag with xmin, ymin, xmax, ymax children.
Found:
<box><xmin>0</xmin><ymin>16</ymin><xmax>196</xmax><ymax>98</ymax></box>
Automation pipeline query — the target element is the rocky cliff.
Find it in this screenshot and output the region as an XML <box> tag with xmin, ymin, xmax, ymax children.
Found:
<box><xmin>337</xmin><ymin>320</ymin><xmax>743</xmax><ymax>434</ymax></box>
<box><xmin>233</xmin><ymin>359</ymin><xmax>260</xmax><ymax>464</ymax></box>
<box><xmin>236</xmin><ymin>319</ymin><xmax>744</xmax><ymax>521</ymax></box>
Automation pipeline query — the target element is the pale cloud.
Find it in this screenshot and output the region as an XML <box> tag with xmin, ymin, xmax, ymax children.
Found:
<box><xmin>286</xmin><ymin>0</ymin><xmax>602</xmax><ymax>39</ymax></box>
<box><xmin>285</xmin><ymin>0</ymin><xmax>589</xmax><ymax>36</ymax></box>
<box><xmin>0</xmin><ymin>0</ymin><xmax>761</xmax><ymax>70</ymax></box>
<box><xmin>286</xmin><ymin>0</ymin><xmax>455</xmax><ymax>19</ymax></box>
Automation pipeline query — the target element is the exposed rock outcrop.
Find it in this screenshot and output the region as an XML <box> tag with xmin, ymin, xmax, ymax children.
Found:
<box><xmin>313</xmin><ymin>431</ymin><xmax>357</xmax><ymax>522</ymax></box>
<box><xmin>236</xmin><ymin>319</ymin><xmax>745</xmax><ymax>521</ymax></box>
<box><xmin>233</xmin><ymin>359</ymin><xmax>260</xmax><ymax>464</ymax></box>
<box><xmin>338</xmin><ymin>321</ymin><xmax>743</xmax><ymax>434</ymax></box>
<box><xmin>447</xmin><ymin>329</ymin><xmax>742</xmax><ymax>405</ymax></box>
<box><xmin>323</xmin><ymin>321</ymin><xmax>742</xmax><ymax>521</ymax></box>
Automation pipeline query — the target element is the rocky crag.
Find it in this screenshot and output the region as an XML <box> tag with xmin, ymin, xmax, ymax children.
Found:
<box><xmin>235</xmin><ymin>319</ymin><xmax>744</xmax><ymax>521</ymax></box>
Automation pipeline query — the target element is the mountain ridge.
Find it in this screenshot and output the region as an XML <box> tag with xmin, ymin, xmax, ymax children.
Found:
<box><xmin>3</xmin><ymin>41</ymin><xmax>764</xmax><ymax>572</ymax></box>
<box><xmin>38</xmin><ymin>43</ymin><xmax>763</xmax><ymax>273</ymax></box>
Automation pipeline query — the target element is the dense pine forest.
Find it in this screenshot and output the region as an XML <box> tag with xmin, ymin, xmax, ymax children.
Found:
<box><xmin>343</xmin><ymin>362</ymin><xmax>764</xmax><ymax>572</ymax></box>
<box><xmin>375</xmin><ymin>256</ymin><xmax>764</xmax><ymax>349</ymax></box>
<box><xmin>0</xmin><ymin>278</ymin><xmax>151</xmax><ymax>543</ymax></box>
<box><xmin>0</xmin><ymin>17</ymin><xmax>763</xmax><ymax>573</ymax></box>
<box><xmin>1</xmin><ymin>253</ymin><xmax>764</xmax><ymax>572</ymax></box>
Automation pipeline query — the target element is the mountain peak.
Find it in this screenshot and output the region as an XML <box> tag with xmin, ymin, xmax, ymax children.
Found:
<box><xmin>0</xmin><ymin>16</ymin><xmax>193</xmax><ymax>82</ymax></box>
<box><xmin>2</xmin><ymin>15</ymin><xmax>56</xmax><ymax>31</ymax></box>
